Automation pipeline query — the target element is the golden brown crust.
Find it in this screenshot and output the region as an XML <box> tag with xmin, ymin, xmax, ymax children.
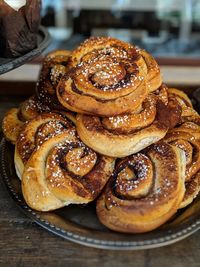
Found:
<box><xmin>21</xmin><ymin>124</ymin><xmax>115</xmax><ymax>211</ymax></box>
<box><xmin>96</xmin><ymin>142</ymin><xmax>185</xmax><ymax>233</ymax></box>
<box><xmin>155</xmin><ymin>96</ymin><xmax>182</xmax><ymax>129</ymax></box>
<box><xmin>57</xmin><ymin>77</ymin><xmax>147</xmax><ymax>116</ymax></box>
<box><xmin>15</xmin><ymin>112</ymin><xmax>75</xmax><ymax>179</ymax></box>
<box><xmin>168</xmin><ymin>88</ymin><xmax>200</xmax><ymax>124</ymax></box>
<box><xmin>3</xmin><ymin>36</ymin><xmax>200</xmax><ymax>233</ymax></box>
<box><xmin>76</xmin><ymin>87</ymin><xmax>181</xmax><ymax>157</ymax></box>
<box><xmin>70</xmin><ymin>37</ymin><xmax>161</xmax><ymax>94</ymax></box>
<box><xmin>2</xmin><ymin>95</ymin><xmax>49</xmax><ymax>144</ymax></box>
<box><xmin>182</xmin><ymin>171</ymin><xmax>200</xmax><ymax>208</ymax></box>
<box><xmin>70</xmin><ymin>37</ymin><xmax>141</xmax><ymax>67</ymax></box>
<box><xmin>19</xmin><ymin>95</ymin><xmax>50</xmax><ymax>121</ymax></box>
<box><xmin>168</xmin><ymin>88</ymin><xmax>193</xmax><ymax>107</ymax></box>
<box><xmin>164</xmin><ymin>122</ymin><xmax>200</xmax><ymax>208</ymax></box>
<box><xmin>2</xmin><ymin>108</ymin><xmax>24</xmax><ymax>144</ymax></box>
<box><xmin>139</xmin><ymin>49</ymin><xmax>162</xmax><ymax>92</ymax></box>
<box><xmin>57</xmin><ymin>37</ymin><xmax>156</xmax><ymax>116</ymax></box>
<box><xmin>36</xmin><ymin>50</ymin><xmax>71</xmax><ymax>110</ymax></box>
<box><xmin>101</xmin><ymin>95</ymin><xmax>157</xmax><ymax>134</ymax></box>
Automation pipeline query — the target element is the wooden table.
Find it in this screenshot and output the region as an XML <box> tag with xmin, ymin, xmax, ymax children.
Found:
<box><xmin>1</xmin><ymin>94</ymin><xmax>200</xmax><ymax>267</ymax></box>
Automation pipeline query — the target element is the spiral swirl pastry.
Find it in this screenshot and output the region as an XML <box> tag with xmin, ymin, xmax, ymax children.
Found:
<box><xmin>19</xmin><ymin>95</ymin><xmax>51</xmax><ymax>121</ymax></box>
<box><xmin>2</xmin><ymin>108</ymin><xmax>24</xmax><ymax>145</ymax></box>
<box><xmin>168</xmin><ymin>88</ymin><xmax>200</xmax><ymax>124</ymax></box>
<box><xmin>164</xmin><ymin>122</ymin><xmax>200</xmax><ymax>208</ymax></box>
<box><xmin>70</xmin><ymin>37</ymin><xmax>162</xmax><ymax>92</ymax></box>
<box><xmin>76</xmin><ymin>86</ymin><xmax>181</xmax><ymax>157</ymax></box>
<box><xmin>101</xmin><ymin>84</ymin><xmax>169</xmax><ymax>134</ymax></box>
<box><xmin>56</xmin><ymin>37</ymin><xmax>161</xmax><ymax>116</ymax></box>
<box><xmin>2</xmin><ymin>95</ymin><xmax>50</xmax><ymax>144</ymax></box>
<box><xmin>15</xmin><ymin>112</ymin><xmax>75</xmax><ymax>179</ymax></box>
<box><xmin>139</xmin><ymin>49</ymin><xmax>162</xmax><ymax>92</ymax></box>
<box><xmin>36</xmin><ymin>50</ymin><xmax>71</xmax><ymax>110</ymax></box>
<box><xmin>21</xmin><ymin>128</ymin><xmax>115</xmax><ymax>212</ymax></box>
<box><xmin>96</xmin><ymin>142</ymin><xmax>186</xmax><ymax>233</ymax></box>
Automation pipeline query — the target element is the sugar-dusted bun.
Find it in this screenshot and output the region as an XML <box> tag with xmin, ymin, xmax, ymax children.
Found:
<box><xmin>57</xmin><ymin>37</ymin><xmax>154</xmax><ymax>116</ymax></box>
<box><xmin>19</xmin><ymin>95</ymin><xmax>50</xmax><ymax>121</ymax></box>
<box><xmin>36</xmin><ymin>50</ymin><xmax>71</xmax><ymax>110</ymax></box>
<box><xmin>70</xmin><ymin>37</ymin><xmax>162</xmax><ymax>94</ymax></box>
<box><xmin>20</xmin><ymin>117</ymin><xmax>115</xmax><ymax>211</ymax></box>
<box><xmin>15</xmin><ymin>111</ymin><xmax>75</xmax><ymax>179</ymax></box>
<box><xmin>164</xmin><ymin>121</ymin><xmax>200</xmax><ymax>208</ymax></box>
<box><xmin>96</xmin><ymin>142</ymin><xmax>186</xmax><ymax>233</ymax></box>
<box><xmin>2</xmin><ymin>95</ymin><xmax>50</xmax><ymax>144</ymax></box>
<box><xmin>76</xmin><ymin>85</ymin><xmax>181</xmax><ymax>157</ymax></box>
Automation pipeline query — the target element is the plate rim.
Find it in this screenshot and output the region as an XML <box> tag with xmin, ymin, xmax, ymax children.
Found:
<box><xmin>1</xmin><ymin>137</ymin><xmax>200</xmax><ymax>250</ymax></box>
<box><xmin>0</xmin><ymin>26</ymin><xmax>51</xmax><ymax>75</ymax></box>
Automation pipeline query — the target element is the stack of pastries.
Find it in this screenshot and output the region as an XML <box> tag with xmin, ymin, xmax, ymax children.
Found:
<box><xmin>2</xmin><ymin>37</ymin><xmax>200</xmax><ymax>233</ymax></box>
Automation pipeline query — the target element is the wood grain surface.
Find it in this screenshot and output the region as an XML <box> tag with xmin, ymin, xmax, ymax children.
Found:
<box><xmin>0</xmin><ymin>93</ymin><xmax>200</xmax><ymax>267</ymax></box>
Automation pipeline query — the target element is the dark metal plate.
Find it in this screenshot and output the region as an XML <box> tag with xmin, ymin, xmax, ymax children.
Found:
<box><xmin>0</xmin><ymin>26</ymin><xmax>51</xmax><ymax>75</ymax></box>
<box><xmin>1</xmin><ymin>138</ymin><xmax>200</xmax><ymax>250</ymax></box>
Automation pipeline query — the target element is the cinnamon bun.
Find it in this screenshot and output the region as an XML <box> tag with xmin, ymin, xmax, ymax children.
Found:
<box><xmin>76</xmin><ymin>86</ymin><xmax>181</xmax><ymax>157</ymax></box>
<box><xmin>15</xmin><ymin>112</ymin><xmax>75</xmax><ymax>179</ymax></box>
<box><xmin>36</xmin><ymin>50</ymin><xmax>71</xmax><ymax>110</ymax></box>
<box><xmin>96</xmin><ymin>142</ymin><xmax>186</xmax><ymax>233</ymax></box>
<box><xmin>168</xmin><ymin>88</ymin><xmax>200</xmax><ymax>124</ymax></box>
<box><xmin>164</xmin><ymin>121</ymin><xmax>200</xmax><ymax>208</ymax></box>
<box><xmin>57</xmin><ymin>37</ymin><xmax>158</xmax><ymax>116</ymax></box>
<box><xmin>139</xmin><ymin>49</ymin><xmax>162</xmax><ymax>92</ymax></box>
<box><xmin>71</xmin><ymin>37</ymin><xmax>162</xmax><ymax>93</ymax></box>
<box><xmin>21</xmin><ymin>125</ymin><xmax>115</xmax><ymax>212</ymax></box>
<box><xmin>2</xmin><ymin>95</ymin><xmax>50</xmax><ymax>144</ymax></box>
<box><xmin>2</xmin><ymin>108</ymin><xmax>24</xmax><ymax>145</ymax></box>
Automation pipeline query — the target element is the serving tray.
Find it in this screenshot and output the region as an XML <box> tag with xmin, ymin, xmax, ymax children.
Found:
<box><xmin>1</xmin><ymin>137</ymin><xmax>200</xmax><ymax>250</ymax></box>
<box><xmin>0</xmin><ymin>26</ymin><xmax>51</xmax><ymax>75</ymax></box>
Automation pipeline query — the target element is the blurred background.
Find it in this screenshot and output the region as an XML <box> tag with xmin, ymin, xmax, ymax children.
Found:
<box><xmin>41</xmin><ymin>0</ymin><xmax>200</xmax><ymax>61</ymax></box>
<box><xmin>1</xmin><ymin>0</ymin><xmax>200</xmax><ymax>97</ymax></box>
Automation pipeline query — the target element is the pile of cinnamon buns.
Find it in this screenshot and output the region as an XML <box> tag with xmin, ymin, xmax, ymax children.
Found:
<box><xmin>2</xmin><ymin>37</ymin><xmax>200</xmax><ymax>233</ymax></box>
